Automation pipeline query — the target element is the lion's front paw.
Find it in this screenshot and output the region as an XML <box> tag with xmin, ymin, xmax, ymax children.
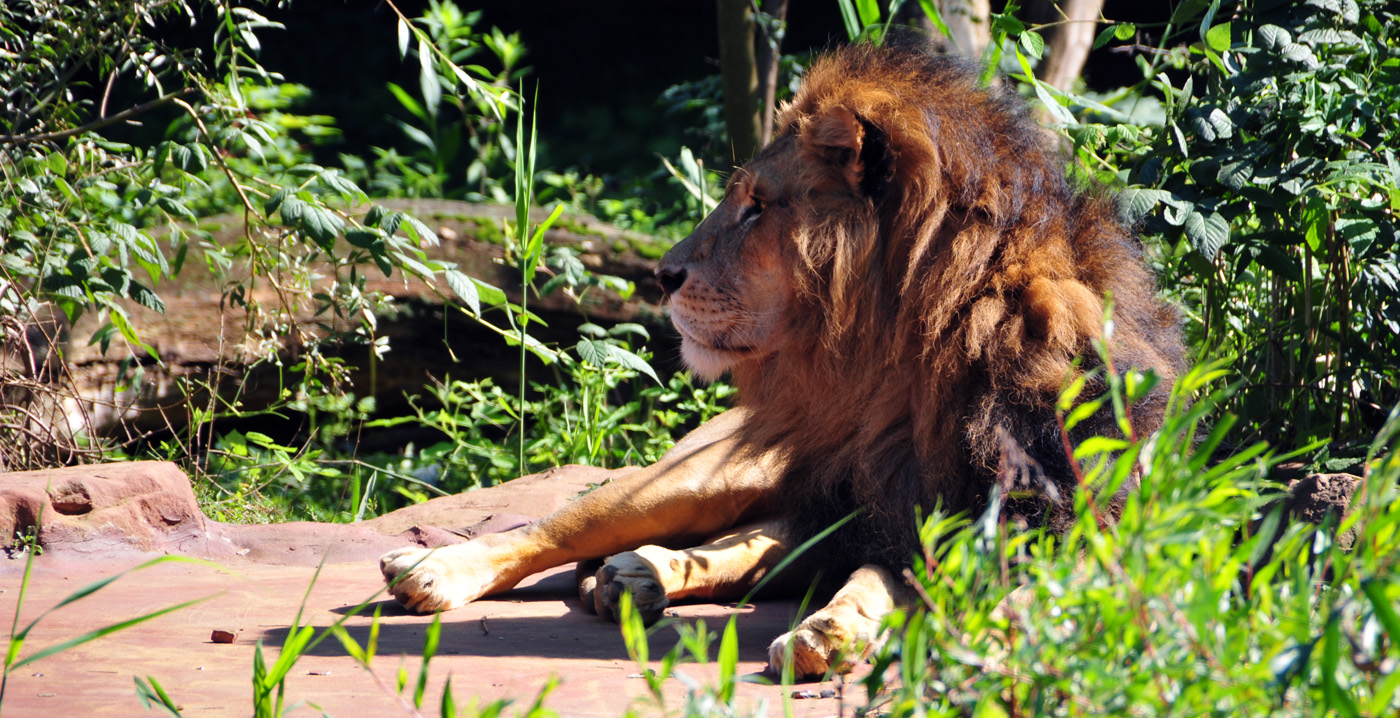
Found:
<box><xmin>592</xmin><ymin>549</ymin><xmax>671</xmax><ymax>624</ymax></box>
<box><xmin>380</xmin><ymin>545</ymin><xmax>491</xmax><ymax>613</ymax></box>
<box><xmin>767</xmin><ymin>609</ymin><xmax>880</xmax><ymax>679</ymax></box>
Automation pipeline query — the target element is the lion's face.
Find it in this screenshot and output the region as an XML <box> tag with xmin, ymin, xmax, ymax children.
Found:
<box><xmin>657</xmin><ymin>135</ymin><xmax>828</xmax><ymax>380</ymax></box>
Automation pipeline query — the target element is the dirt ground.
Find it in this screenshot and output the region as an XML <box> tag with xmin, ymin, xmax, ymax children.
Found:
<box><xmin>0</xmin><ymin>463</ymin><xmax>856</xmax><ymax>717</ymax></box>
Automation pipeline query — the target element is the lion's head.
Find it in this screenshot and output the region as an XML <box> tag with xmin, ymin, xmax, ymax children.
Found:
<box><xmin>659</xmin><ymin>45</ymin><xmax>1183</xmax><ymax>565</ymax></box>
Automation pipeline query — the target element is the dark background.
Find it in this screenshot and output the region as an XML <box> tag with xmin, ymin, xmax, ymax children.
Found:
<box><xmin>145</xmin><ymin>1</ymin><xmax>1169</xmax><ymax>181</ymax></box>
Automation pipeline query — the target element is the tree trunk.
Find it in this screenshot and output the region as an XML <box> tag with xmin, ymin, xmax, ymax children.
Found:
<box><xmin>753</xmin><ymin>0</ymin><xmax>789</xmax><ymax>147</ymax></box>
<box><xmin>939</xmin><ymin>0</ymin><xmax>991</xmax><ymax>59</ymax></box>
<box><xmin>716</xmin><ymin>0</ymin><xmax>761</xmax><ymax>164</ymax></box>
<box><xmin>1034</xmin><ymin>0</ymin><xmax>1103</xmax><ymax>91</ymax></box>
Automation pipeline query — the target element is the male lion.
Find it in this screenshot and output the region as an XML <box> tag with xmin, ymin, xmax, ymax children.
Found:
<box><xmin>381</xmin><ymin>44</ymin><xmax>1183</xmax><ymax>678</ymax></box>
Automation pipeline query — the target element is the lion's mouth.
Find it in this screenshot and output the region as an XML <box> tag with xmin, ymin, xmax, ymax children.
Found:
<box><xmin>672</xmin><ymin>315</ymin><xmax>754</xmax><ymax>355</ymax></box>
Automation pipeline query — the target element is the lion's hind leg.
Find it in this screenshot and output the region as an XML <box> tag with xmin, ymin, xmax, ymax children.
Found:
<box><xmin>585</xmin><ymin>520</ymin><xmax>791</xmax><ymax>624</ymax></box>
<box><xmin>767</xmin><ymin>564</ymin><xmax>907</xmax><ymax>679</ymax></box>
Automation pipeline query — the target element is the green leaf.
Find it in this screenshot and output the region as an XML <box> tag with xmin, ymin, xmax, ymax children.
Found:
<box><xmin>386</xmin><ymin>82</ymin><xmax>427</xmax><ymax>124</ymax></box>
<box><xmin>1115</xmin><ymin>22</ymin><xmax>1137</xmax><ymax>41</ymax></box>
<box><xmin>576</xmin><ymin>338</ymin><xmax>606</xmax><ymax>367</ymax></box>
<box><xmin>603</xmin><ymin>343</ymin><xmax>661</xmax><ymax>384</ymax></box>
<box><xmin>1073</xmin><ymin>436</ymin><xmax>1133</xmax><ymax>460</ymax></box>
<box><xmin>264</xmin><ymin>187</ymin><xmax>291</xmax><ymax>216</ymax></box>
<box><xmin>717</xmin><ymin>617</ymin><xmax>739</xmax><ymax>702</ymax></box>
<box><xmin>609</xmin><ymin>323</ymin><xmax>650</xmax><ymax>341</ymax></box>
<box><xmin>1093</xmin><ymin>25</ymin><xmax>1118</xmax><ymax>50</ymax></box>
<box><xmin>129</xmin><ymin>281</ymin><xmax>166</xmax><ymax>314</ymax></box>
<box><xmin>170</xmin><ymin>143</ymin><xmax>207</xmax><ymax>174</ymax></box>
<box><xmin>854</xmin><ymin>0</ymin><xmax>880</xmax><ymax>28</ymax></box>
<box><xmin>396</xmin><ymin>17</ymin><xmax>410</xmax><ymax>58</ymax></box>
<box><xmin>401</xmin><ymin>214</ymin><xmax>439</xmax><ymax>247</ymax></box>
<box><xmin>837</xmin><ymin>0</ymin><xmax>862</xmax><ymax>41</ymax></box>
<box><xmin>279</xmin><ymin>195</ymin><xmax>305</xmax><ymax>224</ymax></box>
<box><xmin>1185</xmin><ymin>210</ymin><xmax>1230</xmax><ymax>259</ymax></box>
<box><xmin>1217</xmin><ymin>161</ymin><xmax>1252</xmax><ymax>190</ymax></box>
<box><xmin>1258</xmin><ymin>24</ymin><xmax>1291</xmax><ymax>50</ymax></box>
<box><xmin>1302</xmin><ymin>197</ymin><xmax>1328</xmax><ymax>252</ymax></box>
<box><xmin>914</xmin><ymin>0</ymin><xmax>954</xmax><ymax>43</ymax></box>
<box><xmin>414</xmin><ymin>613</ymin><xmax>441</xmax><ymax>708</ymax></box>
<box><xmin>417</xmin><ymin>38</ymin><xmax>440</xmax><ymax>115</ymax></box>
<box><xmin>13</xmin><ymin>592</ymin><xmax>216</xmax><ymax>670</ymax></box>
<box><xmin>1321</xmin><ymin>616</ymin><xmax>1362</xmax><ymax>717</ymax></box>
<box><xmin>1063</xmin><ymin>398</ymin><xmax>1105</xmax><ymax>433</ymax></box>
<box><xmin>1206</xmin><ymin>22</ymin><xmax>1232</xmax><ymax>52</ymax></box>
<box><xmin>345</xmin><ymin>229</ymin><xmax>382</xmax><ymax>249</ymax></box>
<box><xmin>133</xmin><ymin>676</ymin><xmax>182</xmax><ymax>717</ymax></box>
<box><xmin>1019</xmin><ymin>30</ymin><xmax>1045</xmax><ymax>60</ymax></box>
<box><xmin>444</xmin><ymin>269</ymin><xmax>481</xmax><ymax>315</ymax></box>
<box><xmin>300</xmin><ymin>204</ymin><xmax>344</xmax><ymax>248</ymax></box>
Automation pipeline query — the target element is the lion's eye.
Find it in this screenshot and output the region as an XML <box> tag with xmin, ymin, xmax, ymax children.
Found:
<box><xmin>742</xmin><ymin>199</ymin><xmax>765</xmax><ymax>222</ymax></box>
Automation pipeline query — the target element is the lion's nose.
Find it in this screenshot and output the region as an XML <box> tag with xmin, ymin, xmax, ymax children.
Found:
<box><xmin>656</xmin><ymin>266</ymin><xmax>687</xmax><ymax>295</ymax></box>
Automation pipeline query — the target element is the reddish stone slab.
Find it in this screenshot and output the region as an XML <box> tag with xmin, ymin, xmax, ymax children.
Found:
<box><xmin>0</xmin><ymin>462</ymin><xmax>852</xmax><ymax>715</ymax></box>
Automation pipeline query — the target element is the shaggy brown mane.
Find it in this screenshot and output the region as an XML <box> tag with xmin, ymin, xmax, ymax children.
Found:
<box><xmin>730</xmin><ymin>45</ymin><xmax>1184</xmax><ymax>569</ymax></box>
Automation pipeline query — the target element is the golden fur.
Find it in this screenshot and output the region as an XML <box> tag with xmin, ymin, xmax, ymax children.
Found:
<box><xmin>381</xmin><ymin>44</ymin><xmax>1184</xmax><ymax>678</ymax></box>
<box><xmin>665</xmin><ymin>45</ymin><xmax>1182</xmax><ymax>569</ymax></box>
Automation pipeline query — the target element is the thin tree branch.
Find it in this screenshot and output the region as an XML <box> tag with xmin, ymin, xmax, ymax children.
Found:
<box><xmin>0</xmin><ymin>88</ymin><xmax>196</xmax><ymax>145</ymax></box>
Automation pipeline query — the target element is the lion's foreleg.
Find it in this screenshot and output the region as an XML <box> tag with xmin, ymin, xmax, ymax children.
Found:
<box><xmin>380</xmin><ymin>411</ymin><xmax>782</xmax><ymax>613</ymax></box>
<box><xmin>767</xmin><ymin>564</ymin><xmax>908</xmax><ymax>678</ymax></box>
<box><xmin>582</xmin><ymin>519</ymin><xmax>791</xmax><ymax>623</ymax></box>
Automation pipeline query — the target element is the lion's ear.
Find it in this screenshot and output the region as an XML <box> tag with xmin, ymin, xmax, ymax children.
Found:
<box><xmin>805</xmin><ymin>105</ymin><xmax>892</xmax><ymax>198</ymax></box>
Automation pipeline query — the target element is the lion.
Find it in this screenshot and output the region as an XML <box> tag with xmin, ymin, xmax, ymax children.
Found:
<box><xmin>380</xmin><ymin>43</ymin><xmax>1184</xmax><ymax>678</ymax></box>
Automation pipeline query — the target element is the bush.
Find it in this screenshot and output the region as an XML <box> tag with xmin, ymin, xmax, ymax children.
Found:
<box><xmin>1094</xmin><ymin>0</ymin><xmax>1398</xmax><ymax>454</ymax></box>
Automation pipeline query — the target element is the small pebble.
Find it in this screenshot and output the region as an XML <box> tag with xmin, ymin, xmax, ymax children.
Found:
<box><xmin>210</xmin><ymin>629</ymin><xmax>237</xmax><ymax>644</ymax></box>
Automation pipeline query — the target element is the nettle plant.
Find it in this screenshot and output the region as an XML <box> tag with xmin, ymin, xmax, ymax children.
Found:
<box><xmin>1117</xmin><ymin>0</ymin><xmax>1399</xmax><ymax>452</ymax></box>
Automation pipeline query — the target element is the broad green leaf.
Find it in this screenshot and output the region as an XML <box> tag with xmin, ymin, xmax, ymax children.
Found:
<box><xmin>1217</xmin><ymin>161</ymin><xmax>1252</xmax><ymax>190</ymax></box>
<box><xmin>1302</xmin><ymin>198</ymin><xmax>1328</xmax><ymax>252</ymax></box>
<box><xmin>300</xmin><ymin>204</ymin><xmax>344</xmax><ymax>248</ymax></box>
<box><xmin>444</xmin><ymin>268</ymin><xmax>480</xmax><ymax>315</ymax></box>
<box><xmin>279</xmin><ymin>194</ymin><xmax>306</xmax><ymax>224</ymax></box>
<box><xmin>129</xmin><ymin>281</ymin><xmax>166</xmax><ymax>314</ymax></box>
<box><xmin>345</xmin><ymin>229</ymin><xmax>382</xmax><ymax>249</ymax></box>
<box><xmin>1019</xmin><ymin>30</ymin><xmax>1045</xmax><ymax>60</ymax></box>
<box><xmin>401</xmin><ymin>214</ymin><xmax>439</xmax><ymax>247</ymax></box>
<box><xmin>1258</xmin><ymin>24</ymin><xmax>1290</xmax><ymax>50</ymax></box>
<box><xmin>263</xmin><ymin>187</ymin><xmax>291</xmax><ymax>216</ymax></box>
<box><xmin>1206</xmin><ymin>22</ymin><xmax>1232</xmax><ymax>52</ymax></box>
<box><xmin>603</xmin><ymin>343</ymin><xmax>660</xmax><ymax>384</ymax></box>
<box><xmin>576</xmin><ymin>338</ymin><xmax>606</xmax><ymax>367</ymax></box>
<box><xmin>1185</xmin><ymin>210</ymin><xmax>1230</xmax><ymax>259</ymax></box>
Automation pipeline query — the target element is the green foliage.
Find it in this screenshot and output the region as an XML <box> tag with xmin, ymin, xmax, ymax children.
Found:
<box><xmin>855</xmin><ymin>366</ymin><xmax>1400</xmax><ymax>716</ymax></box>
<box><xmin>1115</xmin><ymin>0</ymin><xmax>1400</xmax><ymax>450</ymax></box>
<box><xmin>354</xmin><ymin>1</ymin><xmax>523</xmax><ymax>200</ymax></box>
<box><xmin>0</xmin><ymin>0</ymin><xmax>539</xmax><ymax>474</ymax></box>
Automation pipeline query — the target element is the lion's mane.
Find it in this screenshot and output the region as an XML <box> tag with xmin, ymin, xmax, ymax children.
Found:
<box><xmin>730</xmin><ymin>45</ymin><xmax>1184</xmax><ymax>570</ymax></box>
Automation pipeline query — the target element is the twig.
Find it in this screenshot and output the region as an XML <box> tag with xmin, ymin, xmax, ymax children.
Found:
<box><xmin>0</xmin><ymin>88</ymin><xmax>196</xmax><ymax>145</ymax></box>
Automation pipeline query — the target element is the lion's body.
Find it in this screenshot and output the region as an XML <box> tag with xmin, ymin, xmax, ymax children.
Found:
<box><xmin>381</xmin><ymin>45</ymin><xmax>1184</xmax><ymax>677</ymax></box>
